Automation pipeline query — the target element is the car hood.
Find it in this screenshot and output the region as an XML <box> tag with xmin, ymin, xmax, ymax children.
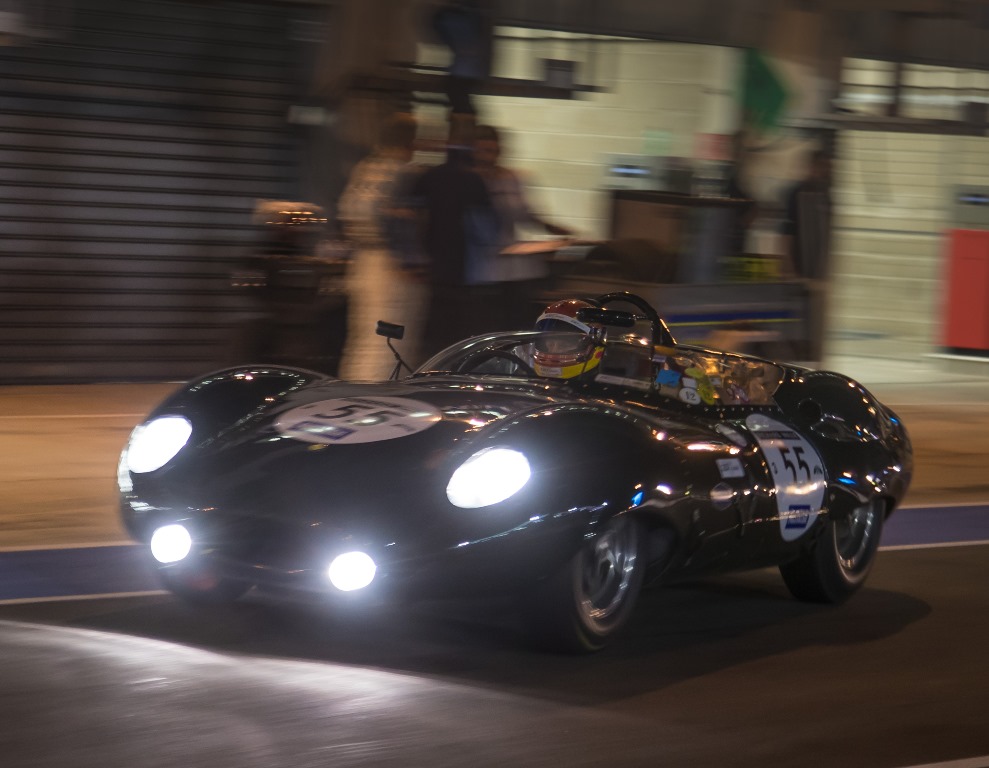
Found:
<box><xmin>249</xmin><ymin>375</ymin><xmax>573</xmax><ymax>451</ymax></box>
<box><xmin>128</xmin><ymin>374</ymin><xmax>772</xmax><ymax>569</ymax></box>
<box><xmin>146</xmin><ymin>377</ymin><xmax>591</xmax><ymax>535</ymax></box>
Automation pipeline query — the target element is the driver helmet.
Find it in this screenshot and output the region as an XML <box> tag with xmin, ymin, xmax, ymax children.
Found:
<box><xmin>533</xmin><ymin>299</ymin><xmax>604</xmax><ymax>379</ymax></box>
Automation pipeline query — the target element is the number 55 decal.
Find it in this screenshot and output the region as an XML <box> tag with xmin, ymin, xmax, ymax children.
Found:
<box><xmin>744</xmin><ymin>414</ymin><xmax>827</xmax><ymax>541</ymax></box>
<box><xmin>778</xmin><ymin>445</ymin><xmax>812</xmax><ymax>482</ymax></box>
<box><xmin>276</xmin><ymin>397</ymin><xmax>442</xmax><ymax>445</ymax></box>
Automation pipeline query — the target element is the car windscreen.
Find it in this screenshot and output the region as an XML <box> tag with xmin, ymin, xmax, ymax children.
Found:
<box><xmin>414</xmin><ymin>332</ymin><xmax>543</xmax><ymax>378</ymax></box>
<box><xmin>413</xmin><ymin>333</ymin><xmax>785</xmax><ymax>405</ymax></box>
<box><xmin>652</xmin><ymin>346</ymin><xmax>785</xmax><ymax>406</ymax></box>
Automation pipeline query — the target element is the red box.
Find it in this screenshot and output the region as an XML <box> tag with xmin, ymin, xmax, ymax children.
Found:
<box><xmin>944</xmin><ymin>229</ymin><xmax>989</xmax><ymax>351</ymax></box>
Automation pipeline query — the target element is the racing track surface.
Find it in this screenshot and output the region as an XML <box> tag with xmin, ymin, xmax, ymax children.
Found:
<box><xmin>1</xmin><ymin>379</ymin><xmax>988</xmax><ymax>768</ymax></box>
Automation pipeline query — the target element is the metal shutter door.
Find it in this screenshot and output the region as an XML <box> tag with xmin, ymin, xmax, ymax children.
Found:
<box><xmin>0</xmin><ymin>0</ymin><xmax>314</xmax><ymax>382</ymax></box>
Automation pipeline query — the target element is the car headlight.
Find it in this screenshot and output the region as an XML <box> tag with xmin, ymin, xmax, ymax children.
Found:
<box><xmin>125</xmin><ymin>416</ymin><xmax>193</xmax><ymax>474</ymax></box>
<box><xmin>446</xmin><ymin>447</ymin><xmax>530</xmax><ymax>508</ymax></box>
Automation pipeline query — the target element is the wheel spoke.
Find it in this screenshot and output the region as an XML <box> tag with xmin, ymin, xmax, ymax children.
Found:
<box><xmin>577</xmin><ymin>518</ymin><xmax>639</xmax><ymax>627</ymax></box>
<box><xmin>836</xmin><ymin>501</ymin><xmax>878</xmax><ymax>572</ymax></box>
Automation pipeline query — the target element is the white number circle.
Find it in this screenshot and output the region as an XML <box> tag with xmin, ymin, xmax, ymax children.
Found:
<box><xmin>275</xmin><ymin>396</ymin><xmax>442</xmax><ymax>445</ymax></box>
<box><xmin>679</xmin><ymin>387</ymin><xmax>701</xmax><ymax>405</ymax></box>
<box><xmin>745</xmin><ymin>414</ymin><xmax>827</xmax><ymax>541</ymax></box>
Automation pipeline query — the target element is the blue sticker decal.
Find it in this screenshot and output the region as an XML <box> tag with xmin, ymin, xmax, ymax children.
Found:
<box><xmin>784</xmin><ymin>504</ymin><xmax>812</xmax><ymax>530</ymax></box>
<box><xmin>656</xmin><ymin>369</ymin><xmax>681</xmax><ymax>387</ymax></box>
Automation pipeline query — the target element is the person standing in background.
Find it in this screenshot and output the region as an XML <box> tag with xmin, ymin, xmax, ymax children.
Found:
<box><xmin>724</xmin><ymin>130</ymin><xmax>759</xmax><ymax>257</ymax></box>
<box><xmin>411</xmin><ymin>115</ymin><xmax>499</xmax><ymax>359</ymax></box>
<box><xmin>473</xmin><ymin>124</ymin><xmax>573</xmax><ymax>330</ymax></box>
<box><xmin>337</xmin><ymin>112</ymin><xmax>426</xmax><ymax>380</ymax></box>
<box><xmin>430</xmin><ymin>0</ymin><xmax>493</xmax><ymax>117</ymax></box>
<box><xmin>780</xmin><ymin>148</ymin><xmax>833</xmax><ymax>363</ymax></box>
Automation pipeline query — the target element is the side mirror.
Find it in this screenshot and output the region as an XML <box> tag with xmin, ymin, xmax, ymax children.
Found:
<box><xmin>376</xmin><ymin>321</ymin><xmax>405</xmax><ymax>340</ymax></box>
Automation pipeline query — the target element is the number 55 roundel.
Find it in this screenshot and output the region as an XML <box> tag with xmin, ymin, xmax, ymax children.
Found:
<box><xmin>275</xmin><ymin>397</ymin><xmax>442</xmax><ymax>445</ymax></box>
<box><xmin>745</xmin><ymin>414</ymin><xmax>827</xmax><ymax>542</ymax></box>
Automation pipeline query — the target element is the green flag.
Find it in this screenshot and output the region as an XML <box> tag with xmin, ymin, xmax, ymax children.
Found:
<box><xmin>742</xmin><ymin>48</ymin><xmax>788</xmax><ymax>132</ymax></box>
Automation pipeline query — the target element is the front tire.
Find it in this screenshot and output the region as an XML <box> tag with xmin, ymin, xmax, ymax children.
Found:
<box><xmin>780</xmin><ymin>498</ymin><xmax>885</xmax><ymax>603</ymax></box>
<box><xmin>522</xmin><ymin>515</ymin><xmax>644</xmax><ymax>653</ymax></box>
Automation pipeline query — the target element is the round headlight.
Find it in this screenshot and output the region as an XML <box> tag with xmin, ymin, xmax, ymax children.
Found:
<box><xmin>446</xmin><ymin>447</ymin><xmax>531</xmax><ymax>508</ymax></box>
<box><xmin>328</xmin><ymin>551</ymin><xmax>377</xmax><ymax>592</ymax></box>
<box><xmin>150</xmin><ymin>524</ymin><xmax>193</xmax><ymax>564</ymax></box>
<box><xmin>126</xmin><ymin>416</ymin><xmax>193</xmax><ymax>474</ymax></box>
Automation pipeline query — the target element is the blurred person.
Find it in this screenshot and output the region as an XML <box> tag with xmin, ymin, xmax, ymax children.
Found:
<box><xmin>430</xmin><ymin>0</ymin><xmax>493</xmax><ymax>116</ymax></box>
<box><xmin>337</xmin><ymin>112</ymin><xmax>426</xmax><ymax>380</ymax></box>
<box><xmin>724</xmin><ymin>130</ymin><xmax>758</xmax><ymax>257</ymax></box>
<box><xmin>473</xmin><ymin>124</ymin><xmax>574</xmax><ymax>330</ymax></box>
<box><xmin>781</xmin><ymin>148</ymin><xmax>833</xmax><ymax>280</ymax></box>
<box><xmin>411</xmin><ymin>115</ymin><xmax>499</xmax><ymax>359</ymax></box>
<box><xmin>780</xmin><ymin>148</ymin><xmax>833</xmax><ymax>363</ymax></box>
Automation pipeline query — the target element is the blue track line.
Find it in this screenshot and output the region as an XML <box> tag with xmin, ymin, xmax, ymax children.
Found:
<box><xmin>0</xmin><ymin>504</ymin><xmax>986</xmax><ymax>604</ymax></box>
<box><xmin>882</xmin><ymin>503</ymin><xmax>989</xmax><ymax>549</ymax></box>
<box><xmin>0</xmin><ymin>545</ymin><xmax>160</xmax><ymax>603</ymax></box>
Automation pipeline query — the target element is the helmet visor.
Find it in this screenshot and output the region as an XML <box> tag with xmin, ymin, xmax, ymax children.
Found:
<box><xmin>533</xmin><ymin>329</ymin><xmax>594</xmax><ymax>359</ymax></box>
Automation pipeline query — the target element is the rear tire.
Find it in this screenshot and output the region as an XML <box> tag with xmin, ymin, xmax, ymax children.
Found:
<box><xmin>780</xmin><ymin>498</ymin><xmax>885</xmax><ymax>603</ymax></box>
<box><xmin>522</xmin><ymin>515</ymin><xmax>644</xmax><ymax>653</ymax></box>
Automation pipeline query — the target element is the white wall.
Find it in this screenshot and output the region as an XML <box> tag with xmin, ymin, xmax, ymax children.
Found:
<box><xmin>410</xmin><ymin>33</ymin><xmax>988</xmax><ymax>362</ymax></box>
<box><xmin>829</xmin><ymin>132</ymin><xmax>948</xmax><ymax>357</ymax></box>
<box><xmin>416</xmin><ymin>32</ymin><xmax>742</xmax><ymax>239</ymax></box>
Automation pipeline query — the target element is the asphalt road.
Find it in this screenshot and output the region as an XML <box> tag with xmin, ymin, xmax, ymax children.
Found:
<box><xmin>1</xmin><ymin>377</ymin><xmax>988</xmax><ymax>768</ymax></box>
<box><xmin>0</xmin><ymin>545</ymin><xmax>986</xmax><ymax>768</ymax></box>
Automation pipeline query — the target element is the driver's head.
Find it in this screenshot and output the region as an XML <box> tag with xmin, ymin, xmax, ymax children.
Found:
<box><xmin>473</xmin><ymin>124</ymin><xmax>501</xmax><ymax>169</ymax></box>
<box><xmin>533</xmin><ymin>299</ymin><xmax>604</xmax><ymax>379</ymax></box>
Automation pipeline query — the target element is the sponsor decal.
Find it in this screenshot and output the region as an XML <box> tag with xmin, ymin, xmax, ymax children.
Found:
<box><xmin>716</xmin><ymin>458</ymin><xmax>746</xmax><ymax>479</ymax></box>
<box><xmin>745</xmin><ymin>414</ymin><xmax>826</xmax><ymax>541</ymax></box>
<box><xmin>679</xmin><ymin>386</ymin><xmax>702</xmax><ymax>405</ymax></box>
<box><xmin>685</xmin><ymin>366</ymin><xmax>717</xmax><ymax>404</ymax></box>
<box><xmin>275</xmin><ymin>396</ymin><xmax>442</xmax><ymax>445</ymax></box>
<box><xmin>710</xmin><ymin>481</ymin><xmax>735</xmax><ymax>509</ymax></box>
<box><xmin>656</xmin><ymin>369</ymin><xmax>681</xmax><ymax>387</ymax></box>
<box><xmin>783</xmin><ymin>504</ymin><xmax>812</xmax><ymax>532</ymax></box>
<box><xmin>725</xmin><ymin>382</ymin><xmax>749</xmax><ymax>404</ymax></box>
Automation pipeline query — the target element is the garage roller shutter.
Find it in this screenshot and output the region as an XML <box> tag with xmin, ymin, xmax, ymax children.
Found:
<box><xmin>0</xmin><ymin>0</ymin><xmax>316</xmax><ymax>383</ymax></box>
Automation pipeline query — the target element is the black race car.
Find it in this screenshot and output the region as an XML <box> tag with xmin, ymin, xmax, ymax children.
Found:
<box><xmin>118</xmin><ymin>292</ymin><xmax>912</xmax><ymax>652</ymax></box>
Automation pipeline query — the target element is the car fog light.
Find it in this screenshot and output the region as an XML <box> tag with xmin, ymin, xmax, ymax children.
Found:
<box><xmin>328</xmin><ymin>551</ymin><xmax>376</xmax><ymax>592</ymax></box>
<box><xmin>150</xmin><ymin>524</ymin><xmax>193</xmax><ymax>564</ymax></box>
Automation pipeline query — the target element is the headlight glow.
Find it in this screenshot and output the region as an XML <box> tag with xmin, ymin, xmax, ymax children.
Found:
<box><xmin>150</xmin><ymin>524</ymin><xmax>193</xmax><ymax>564</ymax></box>
<box><xmin>446</xmin><ymin>447</ymin><xmax>531</xmax><ymax>508</ymax></box>
<box><xmin>126</xmin><ymin>416</ymin><xmax>193</xmax><ymax>473</ymax></box>
<box><xmin>327</xmin><ymin>551</ymin><xmax>377</xmax><ymax>592</ymax></box>
<box><xmin>117</xmin><ymin>452</ymin><xmax>133</xmax><ymax>493</ymax></box>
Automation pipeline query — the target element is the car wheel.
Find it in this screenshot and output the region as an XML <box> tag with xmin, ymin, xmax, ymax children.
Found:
<box><xmin>780</xmin><ymin>498</ymin><xmax>885</xmax><ymax>603</ymax></box>
<box><xmin>523</xmin><ymin>515</ymin><xmax>644</xmax><ymax>653</ymax></box>
<box><xmin>159</xmin><ymin>566</ymin><xmax>250</xmax><ymax>606</ymax></box>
